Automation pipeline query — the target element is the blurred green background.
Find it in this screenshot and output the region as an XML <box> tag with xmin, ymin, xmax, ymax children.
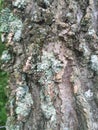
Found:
<box><xmin>0</xmin><ymin>0</ymin><xmax>8</xmax><ymax>129</ymax></box>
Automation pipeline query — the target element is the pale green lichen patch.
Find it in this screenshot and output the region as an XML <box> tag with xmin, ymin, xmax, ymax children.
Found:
<box><xmin>10</xmin><ymin>19</ymin><xmax>23</xmax><ymax>42</ymax></box>
<box><xmin>37</xmin><ymin>51</ymin><xmax>63</xmax><ymax>85</ymax></box>
<box><xmin>79</xmin><ymin>39</ymin><xmax>90</xmax><ymax>60</ymax></box>
<box><xmin>37</xmin><ymin>51</ymin><xmax>62</xmax><ymax>74</ymax></box>
<box><xmin>37</xmin><ymin>51</ymin><xmax>63</xmax><ymax>128</ymax></box>
<box><xmin>16</xmin><ymin>94</ymin><xmax>33</xmax><ymax>117</ymax></box>
<box><xmin>90</xmin><ymin>55</ymin><xmax>98</xmax><ymax>74</ymax></box>
<box><xmin>40</xmin><ymin>90</ymin><xmax>57</xmax><ymax>128</ymax></box>
<box><xmin>15</xmin><ymin>85</ymin><xmax>33</xmax><ymax>120</ymax></box>
<box><xmin>12</xmin><ymin>0</ymin><xmax>30</xmax><ymax>9</ymax></box>
<box><xmin>0</xmin><ymin>8</ymin><xmax>23</xmax><ymax>41</ymax></box>
<box><xmin>0</xmin><ymin>8</ymin><xmax>12</xmax><ymax>33</ymax></box>
<box><xmin>40</xmin><ymin>93</ymin><xmax>56</xmax><ymax>121</ymax></box>
<box><xmin>6</xmin><ymin>85</ymin><xmax>33</xmax><ymax>130</ymax></box>
<box><xmin>6</xmin><ymin>117</ymin><xmax>23</xmax><ymax>130</ymax></box>
<box><xmin>1</xmin><ymin>50</ymin><xmax>11</xmax><ymax>63</ymax></box>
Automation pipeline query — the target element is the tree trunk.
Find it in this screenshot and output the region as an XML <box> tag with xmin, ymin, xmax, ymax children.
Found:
<box><xmin>1</xmin><ymin>0</ymin><xmax>98</xmax><ymax>130</ymax></box>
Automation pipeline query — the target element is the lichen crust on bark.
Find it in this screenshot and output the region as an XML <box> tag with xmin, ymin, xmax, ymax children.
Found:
<box><xmin>0</xmin><ymin>0</ymin><xmax>98</xmax><ymax>130</ymax></box>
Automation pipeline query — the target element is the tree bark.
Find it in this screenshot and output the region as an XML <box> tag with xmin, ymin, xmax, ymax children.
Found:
<box><xmin>1</xmin><ymin>0</ymin><xmax>98</xmax><ymax>130</ymax></box>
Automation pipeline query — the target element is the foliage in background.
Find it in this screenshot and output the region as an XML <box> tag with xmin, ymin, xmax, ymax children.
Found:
<box><xmin>0</xmin><ymin>70</ymin><xmax>8</xmax><ymax>126</ymax></box>
<box><xmin>0</xmin><ymin>0</ymin><xmax>3</xmax><ymax>10</ymax></box>
<box><xmin>0</xmin><ymin>0</ymin><xmax>8</xmax><ymax>129</ymax></box>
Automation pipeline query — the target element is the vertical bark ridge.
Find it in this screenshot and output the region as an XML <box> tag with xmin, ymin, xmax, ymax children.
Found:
<box><xmin>0</xmin><ymin>0</ymin><xmax>98</xmax><ymax>130</ymax></box>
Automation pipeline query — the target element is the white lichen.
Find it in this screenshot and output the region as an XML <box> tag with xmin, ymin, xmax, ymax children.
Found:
<box><xmin>88</xmin><ymin>28</ymin><xmax>95</xmax><ymax>35</ymax></box>
<box><xmin>13</xmin><ymin>30</ymin><xmax>22</xmax><ymax>42</ymax></box>
<box><xmin>12</xmin><ymin>0</ymin><xmax>30</xmax><ymax>9</ymax></box>
<box><xmin>1</xmin><ymin>50</ymin><xmax>11</xmax><ymax>63</ymax></box>
<box><xmin>85</xmin><ymin>89</ymin><xmax>93</xmax><ymax>99</ymax></box>
<box><xmin>91</xmin><ymin>55</ymin><xmax>98</xmax><ymax>73</ymax></box>
<box><xmin>44</xmin><ymin>0</ymin><xmax>50</xmax><ymax>6</ymax></box>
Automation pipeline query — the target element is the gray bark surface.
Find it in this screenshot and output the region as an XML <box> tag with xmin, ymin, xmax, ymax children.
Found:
<box><xmin>1</xmin><ymin>0</ymin><xmax>98</xmax><ymax>130</ymax></box>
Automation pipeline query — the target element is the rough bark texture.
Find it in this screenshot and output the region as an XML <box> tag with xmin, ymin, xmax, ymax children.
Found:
<box><xmin>0</xmin><ymin>0</ymin><xmax>98</xmax><ymax>130</ymax></box>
